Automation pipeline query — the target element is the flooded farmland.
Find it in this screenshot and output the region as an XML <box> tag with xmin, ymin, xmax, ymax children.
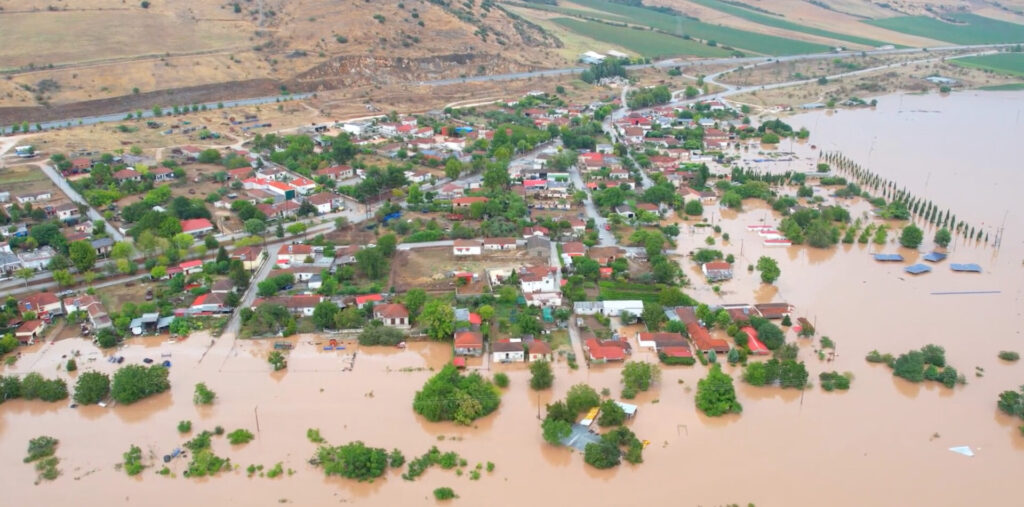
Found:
<box><xmin>4</xmin><ymin>91</ymin><xmax>1024</xmax><ymax>506</ymax></box>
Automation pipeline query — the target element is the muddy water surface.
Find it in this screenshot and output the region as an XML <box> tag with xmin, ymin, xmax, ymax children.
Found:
<box><xmin>4</xmin><ymin>91</ymin><xmax>1024</xmax><ymax>506</ymax></box>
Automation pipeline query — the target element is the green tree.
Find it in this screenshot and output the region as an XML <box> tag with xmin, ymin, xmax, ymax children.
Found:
<box><xmin>420</xmin><ymin>299</ymin><xmax>454</xmax><ymax>341</ymax></box>
<box><xmin>565</xmin><ymin>383</ymin><xmax>600</xmax><ymax>414</ymax></box>
<box><xmin>997</xmin><ymin>385</ymin><xmax>1024</xmax><ymax>418</ymax></box>
<box><xmin>68</xmin><ymin>240</ymin><xmax>97</xmax><ymax>272</ymax></box>
<box><xmin>596</xmin><ymin>399</ymin><xmax>626</xmax><ymax>427</ymax></box>
<box><xmin>412</xmin><ymin>364</ymin><xmax>500</xmax><ymax>425</ymax></box>
<box><xmin>934</xmin><ymin>227</ymin><xmax>951</xmax><ymax>248</ymax></box>
<box><xmin>52</xmin><ymin>269</ymin><xmax>74</xmax><ymax>287</ymax></box>
<box><xmin>529</xmin><ymin>359</ymin><xmax>553</xmax><ymax>390</ymax></box>
<box><xmin>444</xmin><ymin>158</ymin><xmax>462</xmax><ymax>180</ymax></box>
<box><xmin>541</xmin><ymin>417</ymin><xmax>572</xmax><ymax>444</ymax></box>
<box><xmin>111</xmin><ymin>365</ymin><xmax>171</xmax><ymax>404</ymax></box>
<box><xmin>73</xmin><ymin>372</ymin><xmax>110</xmax><ymax>405</ymax></box>
<box><xmin>193</xmin><ymin>382</ymin><xmax>216</xmax><ymax>405</ymax></box>
<box><xmin>583</xmin><ymin>439</ymin><xmax>621</xmax><ymax>469</ymax></box>
<box><xmin>355</xmin><ymin>247</ymin><xmax>387</xmax><ymax>279</ymax></box>
<box><xmin>695</xmin><ymin>364</ymin><xmax>742</xmax><ymax>416</ymax></box>
<box><xmin>893</xmin><ymin>351</ymin><xmax>925</xmax><ymax>382</ymax></box>
<box><xmin>316</xmin><ymin>441</ymin><xmax>389</xmax><ymax>481</ymax></box>
<box><xmin>376</xmin><ymin>233</ymin><xmax>397</xmax><ymax>257</ymax></box>
<box><xmin>20</xmin><ymin>373</ymin><xmax>68</xmax><ymax>401</ymax></box>
<box><xmin>403</xmin><ymin>288</ymin><xmax>427</xmax><ymax>319</ymax></box>
<box><xmin>756</xmin><ymin>256</ymin><xmax>780</xmax><ymax>284</ymax></box>
<box><xmin>684</xmin><ymin>199</ymin><xmax>703</xmax><ymax>216</ymax></box>
<box><xmin>268</xmin><ymin>350</ymin><xmax>287</xmax><ymax>371</ymax></box>
<box><xmin>312</xmin><ymin>301</ymin><xmax>340</xmax><ymax>330</ymax></box>
<box><xmin>622</xmin><ymin>361</ymin><xmax>659</xmax><ymax>392</ymax></box>
<box><xmin>641</xmin><ymin>302</ymin><xmax>665</xmax><ymax>331</ymax></box>
<box><xmin>899</xmin><ymin>224</ymin><xmax>924</xmax><ymax>249</ymax></box>
<box><xmin>15</xmin><ymin>267</ymin><xmax>34</xmax><ymax>287</ymax></box>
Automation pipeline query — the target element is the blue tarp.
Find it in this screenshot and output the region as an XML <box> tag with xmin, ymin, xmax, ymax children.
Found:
<box><xmin>873</xmin><ymin>253</ymin><xmax>904</xmax><ymax>262</ymax></box>
<box><xmin>905</xmin><ymin>264</ymin><xmax>931</xmax><ymax>275</ymax></box>
<box><xmin>923</xmin><ymin>252</ymin><xmax>947</xmax><ymax>262</ymax></box>
<box><xmin>951</xmin><ymin>263</ymin><xmax>982</xmax><ymax>273</ymax></box>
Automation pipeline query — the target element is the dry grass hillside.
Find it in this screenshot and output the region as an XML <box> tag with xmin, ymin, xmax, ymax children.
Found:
<box><xmin>0</xmin><ymin>0</ymin><xmax>563</xmax><ymax>121</ymax></box>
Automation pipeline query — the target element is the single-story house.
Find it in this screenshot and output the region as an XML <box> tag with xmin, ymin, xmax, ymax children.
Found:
<box><xmin>702</xmin><ymin>261</ymin><xmax>733</xmax><ymax>282</ymax></box>
<box><xmin>519</xmin><ymin>265</ymin><xmax>557</xmax><ymax>293</ymax></box>
<box><xmin>524</xmin><ymin>291</ymin><xmax>562</xmax><ymax>308</ymax></box>
<box><xmin>16</xmin><ymin>319</ymin><xmax>45</xmax><ymax>344</ymax></box>
<box><xmin>529</xmin><ymin>340</ymin><xmax>553</xmax><ymax>362</ymax></box>
<box><xmin>373</xmin><ymin>303</ymin><xmax>410</xmax><ymax>329</ymax></box>
<box><xmin>687</xmin><ymin>322</ymin><xmax>730</xmax><ymax>353</ymax></box>
<box><xmin>355</xmin><ymin>293</ymin><xmax>384</xmax><ymax>308</ymax></box>
<box><xmin>18</xmin><ymin>292</ymin><xmax>63</xmax><ymax>319</ymax></box>
<box><xmin>453</xmin><ymin>239</ymin><xmax>482</xmax><ymax>256</ymax></box>
<box><xmin>492</xmin><ymin>340</ymin><xmax>525</xmax><ymax>363</ymax></box>
<box><xmin>483</xmin><ymin>237</ymin><xmax>518</xmax><ymax>251</ymax></box>
<box><xmin>637</xmin><ymin>331</ymin><xmax>686</xmax><ymax>349</ymax></box>
<box><xmin>754</xmin><ymin>303</ymin><xmax>793</xmax><ymax>320</ymax></box>
<box><xmin>562</xmin><ymin>241</ymin><xmax>586</xmax><ymax>257</ymax></box>
<box><xmin>180</xmin><ymin>218</ymin><xmax>215</xmax><ymax>237</ymax></box>
<box><xmin>585</xmin><ymin>338</ymin><xmax>628</xmax><ymax>362</ymax></box>
<box><xmin>454</xmin><ymin>331</ymin><xmax>484</xmax><ymax>356</ymax></box>
<box><xmin>452</xmin><ymin>196</ymin><xmax>489</xmax><ymax>209</ymax></box>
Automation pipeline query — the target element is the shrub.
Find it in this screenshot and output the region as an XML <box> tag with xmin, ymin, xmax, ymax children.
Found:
<box><xmin>193</xmin><ymin>382</ymin><xmax>216</xmax><ymax>405</ymax></box>
<box><xmin>25</xmin><ymin>435</ymin><xmax>59</xmax><ymax>462</ymax></box>
<box><xmin>178</xmin><ymin>420</ymin><xmax>192</xmax><ymax>433</ymax></box>
<box><xmin>306</xmin><ymin>428</ymin><xmax>325</xmax><ymax>443</ymax></box>
<box><xmin>434</xmin><ymin>487</ymin><xmax>456</xmax><ymax>500</ymax></box>
<box><xmin>493</xmin><ymin>372</ymin><xmax>509</xmax><ymax>388</ymax></box>
<box><xmin>66</xmin><ymin>359</ymin><xmax>77</xmax><ymax>372</ymax></box>
<box><xmin>388</xmin><ymin>448</ymin><xmax>405</xmax><ymax>468</ymax></box>
<box><xmin>658</xmin><ymin>352</ymin><xmax>695</xmax><ymax>366</ymax></box>
<box><xmin>123</xmin><ymin>445</ymin><xmax>144</xmax><ymax>476</ymax></box>
<box><xmin>266</xmin><ymin>462</ymin><xmax>283</xmax><ymax>478</ymax></box>
<box><xmin>819</xmin><ymin>371</ymin><xmax>851</xmax><ymax>391</ymax></box>
<box><xmin>268</xmin><ymin>351</ymin><xmax>287</xmax><ymax>371</ymax></box>
<box><xmin>316</xmin><ymin>441</ymin><xmax>388</xmax><ymax>481</ymax></box>
<box><xmin>227</xmin><ymin>429</ymin><xmax>255</xmax><ymax>445</ymax></box>
<box><xmin>999</xmin><ymin>351</ymin><xmax>1020</xmax><ymax>362</ymax></box>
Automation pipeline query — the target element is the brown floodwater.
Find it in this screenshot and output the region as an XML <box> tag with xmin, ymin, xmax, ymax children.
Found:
<box><xmin>4</xmin><ymin>91</ymin><xmax>1024</xmax><ymax>506</ymax></box>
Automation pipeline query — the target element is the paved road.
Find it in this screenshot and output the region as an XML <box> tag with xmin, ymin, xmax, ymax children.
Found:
<box><xmin>38</xmin><ymin>163</ymin><xmax>127</xmax><ymax>243</ymax></box>
<box><xmin>4</xmin><ymin>93</ymin><xmax>314</xmax><ymax>135</ymax></box>
<box><xmin>566</xmin><ymin>163</ymin><xmax>616</xmax><ymax>247</ymax></box>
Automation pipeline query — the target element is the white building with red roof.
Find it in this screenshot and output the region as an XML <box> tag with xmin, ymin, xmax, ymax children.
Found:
<box><xmin>180</xmin><ymin>218</ymin><xmax>214</xmax><ymax>237</ymax></box>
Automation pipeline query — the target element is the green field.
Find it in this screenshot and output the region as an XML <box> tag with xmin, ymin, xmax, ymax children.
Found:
<box><xmin>978</xmin><ymin>82</ymin><xmax>1024</xmax><ymax>90</ymax></box>
<box><xmin>598</xmin><ymin>280</ymin><xmax>663</xmax><ymax>303</ymax></box>
<box><xmin>539</xmin><ymin>0</ymin><xmax>831</xmax><ymax>55</ymax></box>
<box><xmin>952</xmin><ymin>53</ymin><xmax>1024</xmax><ymax>77</ymax></box>
<box><xmin>553</xmin><ymin>18</ymin><xmax>732</xmax><ymax>58</ymax></box>
<box><xmin>687</xmin><ymin>0</ymin><xmax>892</xmax><ymax>48</ymax></box>
<box><xmin>866</xmin><ymin>14</ymin><xmax>1024</xmax><ymax>45</ymax></box>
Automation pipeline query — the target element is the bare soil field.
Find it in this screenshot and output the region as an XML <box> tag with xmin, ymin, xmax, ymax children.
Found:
<box><xmin>0</xmin><ymin>163</ymin><xmax>60</xmax><ymax>198</ymax></box>
<box><xmin>0</xmin><ymin>0</ymin><xmax>563</xmax><ymax>115</ymax></box>
<box><xmin>391</xmin><ymin>246</ymin><xmax>546</xmax><ymax>293</ymax></box>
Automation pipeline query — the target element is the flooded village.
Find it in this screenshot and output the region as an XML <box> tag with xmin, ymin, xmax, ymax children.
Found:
<box><xmin>2</xmin><ymin>77</ymin><xmax>1024</xmax><ymax>506</ymax></box>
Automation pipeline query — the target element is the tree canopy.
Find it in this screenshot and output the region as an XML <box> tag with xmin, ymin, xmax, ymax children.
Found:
<box><xmin>695</xmin><ymin>364</ymin><xmax>742</xmax><ymax>416</ymax></box>
<box><xmin>413</xmin><ymin>364</ymin><xmax>500</xmax><ymax>425</ymax></box>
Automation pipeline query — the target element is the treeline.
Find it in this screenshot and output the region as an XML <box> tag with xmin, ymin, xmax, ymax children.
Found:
<box><xmin>824</xmin><ymin>152</ymin><xmax>991</xmax><ymax>244</ymax></box>
<box><xmin>580</xmin><ymin>58</ymin><xmax>628</xmax><ymax>84</ymax></box>
<box><xmin>626</xmin><ymin>85</ymin><xmax>671</xmax><ymax>109</ymax></box>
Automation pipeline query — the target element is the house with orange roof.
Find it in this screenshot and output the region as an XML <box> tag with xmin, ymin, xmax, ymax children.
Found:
<box><xmin>454</xmin><ymin>331</ymin><xmax>484</xmax><ymax>356</ymax></box>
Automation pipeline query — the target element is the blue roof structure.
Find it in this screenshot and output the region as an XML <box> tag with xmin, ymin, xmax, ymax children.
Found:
<box><xmin>562</xmin><ymin>424</ymin><xmax>602</xmax><ymax>452</ymax></box>
<box><xmin>873</xmin><ymin>253</ymin><xmax>904</xmax><ymax>262</ymax></box>
<box><xmin>951</xmin><ymin>263</ymin><xmax>982</xmax><ymax>273</ymax></box>
<box><xmin>905</xmin><ymin>264</ymin><xmax>932</xmax><ymax>275</ymax></box>
<box><xmin>923</xmin><ymin>252</ymin><xmax>947</xmax><ymax>262</ymax></box>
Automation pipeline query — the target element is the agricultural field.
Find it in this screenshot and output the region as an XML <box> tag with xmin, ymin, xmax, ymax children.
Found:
<box><xmin>559</xmin><ymin>0</ymin><xmax>832</xmax><ymax>55</ymax></box>
<box><xmin>978</xmin><ymin>82</ymin><xmax>1024</xmax><ymax>90</ymax></box>
<box><xmin>685</xmin><ymin>0</ymin><xmax>892</xmax><ymax>48</ymax></box>
<box><xmin>0</xmin><ymin>164</ymin><xmax>61</xmax><ymax>198</ymax></box>
<box><xmin>952</xmin><ymin>53</ymin><xmax>1024</xmax><ymax>78</ymax></box>
<box><xmin>597</xmin><ymin>280</ymin><xmax>663</xmax><ymax>303</ymax></box>
<box><xmin>389</xmin><ymin>246</ymin><xmax>545</xmax><ymax>293</ymax></box>
<box><xmin>552</xmin><ymin>18</ymin><xmax>731</xmax><ymax>58</ymax></box>
<box><xmin>865</xmin><ymin>14</ymin><xmax>1024</xmax><ymax>45</ymax></box>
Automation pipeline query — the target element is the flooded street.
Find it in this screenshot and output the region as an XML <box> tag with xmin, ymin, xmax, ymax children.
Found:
<box><xmin>4</xmin><ymin>91</ymin><xmax>1024</xmax><ymax>506</ymax></box>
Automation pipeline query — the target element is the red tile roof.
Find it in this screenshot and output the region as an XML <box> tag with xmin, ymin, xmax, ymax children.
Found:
<box><xmin>452</xmin><ymin>196</ymin><xmax>489</xmax><ymax>206</ymax></box>
<box><xmin>355</xmin><ymin>293</ymin><xmax>383</xmax><ymax>306</ymax></box>
<box><xmin>454</xmin><ymin>331</ymin><xmax>483</xmax><ymax>348</ymax></box>
<box><xmin>585</xmin><ymin>339</ymin><xmax>625</xmax><ymax>361</ymax></box>
<box><xmin>18</xmin><ymin>292</ymin><xmax>59</xmax><ymax>313</ymax></box>
<box><xmin>687</xmin><ymin>322</ymin><xmax>729</xmax><ymax>353</ymax></box>
<box><xmin>661</xmin><ymin>346</ymin><xmax>693</xmax><ymax>358</ymax></box>
<box><xmin>180</xmin><ymin>218</ymin><xmax>214</xmax><ymax>233</ymax></box>
<box><xmin>529</xmin><ymin>341</ymin><xmax>552</xmax><ymax>355</ymax></box>
<box><xmin>374</xmin><ymin>303</ymin><xmax>409</xmax><ymax>319</ymax></box>
<box><xmin>742</xmin><ymin>326</ymin><xmax>769</xmax><ymax>355</ymax></box>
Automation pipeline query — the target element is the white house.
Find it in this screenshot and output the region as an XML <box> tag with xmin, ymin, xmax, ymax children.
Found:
<box><xmin>373</xmin><ymin>303</ymin><xmax>410</xmax><ymax>329</ymax></box>
<box><xmin>492</xmin><ymin>340</ymin><xmax>525</xmax><ymax>363</ymax></box>
<box><xmin>453</xmin><ymin>239</ymin><xmax>482</xmax><ymax>256</ymax></box>
<box><xmin>524</xmin><ymin>291</ymin><xmax>562</xmax><ymax>308</ymax></box>
<box><xmin>483</xmin><ymin>237</ymin><xmax>518</xmax><ymax>251</ymax></box>
<box><xmin>519</xmin><ymin>265</ymin><xmax>557</xmax><ymax>293</ymax></box>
